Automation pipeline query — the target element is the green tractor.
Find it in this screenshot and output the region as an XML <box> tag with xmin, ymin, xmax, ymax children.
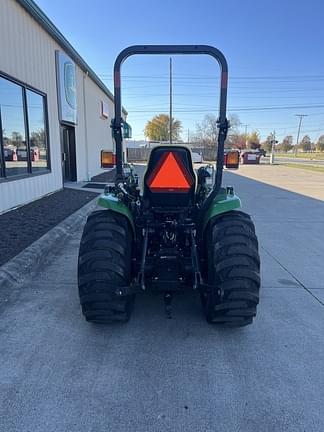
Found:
<box><xmin>78</xmin><ymin>45</ymin><xmax>260</xmax><ymax>326</ymax></box>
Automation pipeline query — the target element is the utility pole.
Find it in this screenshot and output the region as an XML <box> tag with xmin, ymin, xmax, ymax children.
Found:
<box><xmin>295</xmin><ymin>114</ymin><xmax>308</xmax><ymax>157</ymax></box>
<box><xmin>169</xmin><ymin>57</ymin><xmax>173</xmax><ymax>144</ymax></box>
<box><xmin>270</xmin><ymin>130</ymin><xmax>276</xmax><ymax>165</ymax></box>
<box><xmin>243</xmin><ymin>124</ymin><xmax>249</xmax><ymax>148</ymax></box>
<box><xmin>187</xmin><ymin>128</ymin><xmax>190</xmax><ymax>145</ymax></box>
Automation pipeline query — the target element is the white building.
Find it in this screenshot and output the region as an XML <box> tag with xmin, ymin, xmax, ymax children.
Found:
<box><xmin>0</xmin><ymin>0</ymin><xmax>127</xmax><ymax>213</ymax></box>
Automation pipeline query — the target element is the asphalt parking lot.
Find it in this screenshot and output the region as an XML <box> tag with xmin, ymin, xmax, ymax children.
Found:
<box><xmin>1</xmin><ymin>165</ymin><xmax>324</xmax><ymax>432</ymax></box>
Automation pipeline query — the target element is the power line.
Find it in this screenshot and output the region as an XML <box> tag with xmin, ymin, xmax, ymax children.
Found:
<box><xmin>126</xmin><ymin>104</ymin><xmax>324</xmax><ymax>113</ymax></box>
<box><xmin>98</xmin><ymin>73</ymin><xmax>324</xmax><ymax>81</ymax></box>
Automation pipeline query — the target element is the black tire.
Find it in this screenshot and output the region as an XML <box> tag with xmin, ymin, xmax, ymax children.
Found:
<box><xmin>78</xmin><ymin>210</ymin><xmax>134</xmax><ymax>323</ymax></box>
<box><xmin>202</xmin><ymin>210</ymin><xmax>260</xmax><ymax>327</ymax></box>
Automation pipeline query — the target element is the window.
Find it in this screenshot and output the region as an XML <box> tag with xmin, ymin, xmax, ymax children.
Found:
<box><xmin>0</xmin><ymin>78</ymin><xmax>28</xmax><ymax>177</ymax></box>
<box><xmin>0</xmin><ymin>74</ymin><xmax>49</xmax><ymax>179</ymax></box>
<box><xmin>26</xmin><ymin>90</ymin><xmax>48</xmax><ymax>172</ymax></box>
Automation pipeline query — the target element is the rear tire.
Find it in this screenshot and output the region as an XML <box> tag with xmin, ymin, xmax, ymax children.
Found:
<box><xmin>202</xmin><ymin>211</ymin><xmax>260</xmax><ymax>326</ymax></box>
<box><xmin>78</xmin><ymin>210</ymin><xmax>134</xmax><ymax>323</ymax></box>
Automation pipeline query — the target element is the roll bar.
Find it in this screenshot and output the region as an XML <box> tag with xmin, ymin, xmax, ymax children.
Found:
<box><xmin>112</xmin><ymin>45</ymin><xmax>229</xmax><ymax>198</ymax></box>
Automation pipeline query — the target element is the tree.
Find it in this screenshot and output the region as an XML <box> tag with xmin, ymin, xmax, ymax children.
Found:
<box><xmin>261</xmin><ymin>133</ymin><xmax>275</xmax><ymax>153</ymax></box>
<box><xmin>11</xmin><ymin>131</ymin><xmax>23</xmax><ymax>147</ymax></box>
<box><xmin>30</xmin><ymin>130</ymin><xmax>45</xmax><ymax>148</ymax></box>
<box><xmin>247</xmin><ymin>131</ymin><xmax>260</xmax><ymax>149</ymax></box>
<box><xmin>227</xmin><ymin>124</ymin><xmax>260</xmax><ymax>150</ymax></box>
<box><xmin>144</xmin><ymin>114</ymin><xmax>182</xmax><ymax>142</ymax></box>
<box><xmin>227</xmin><ymin>133</ymin><xmax>246</xmax><ymax>150</ymax></box>
<box><xmin>194</xmin><ymin>113</ymin><xmax>241</xmax><ymax>148</ymax></box>
<box><xmin>277</xmin><ymin>135</ymin><xmax>293</xmax><ymax>153</ymax></box>
<box><xmin>194</xmin><ymin>114</ymin><xmax>218</xmax><ymax>147</ymax></box>
<box><xmin>224</xmin><ymin>114</ymin><xmax>242</xmax><ymax>149</ymax></box>
<box><xmin>230</xmin><ymin>131</ymin><xmax>261</xmax><ymax>150</ymax></box>
<box><xmin>299</xmin><ymin>135</ymin><xmax>312</xmax><ymax>152</ymax></box>
<box><xmin>316</xmin><ymin>135</ymin><xmax>324</xmax><ymax>152</ymax></box>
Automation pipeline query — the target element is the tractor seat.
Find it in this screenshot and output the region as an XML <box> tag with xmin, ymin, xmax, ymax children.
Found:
<box><xmin>143</xmin><ymin>145</ymin><xmax>196</xmax><ymax>208</ymax></box>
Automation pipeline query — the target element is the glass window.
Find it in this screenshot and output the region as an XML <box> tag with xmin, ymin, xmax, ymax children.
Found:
<box><xmin>26</xmin><ymin>90</ymin><xmax>48</xmax><ymax>172</ymax></box>
<box><xmin>0</xmin><ymin>75</ymin><xmax>50</xmax><ymax>180</ymax></box>
<box><xmin>0</xmin><ymin>77</ymin><xmax>28</xmax><ymax>177</ymax></box>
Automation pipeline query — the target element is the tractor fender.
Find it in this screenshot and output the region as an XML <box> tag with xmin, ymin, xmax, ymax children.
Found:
<box><xmin>97</xmin><ymin>194</ymin><xmax>135</xmax><ymax>235</ymax></box>
<box><xmin>202</xmin><ymin>187</ymin><xmax>241</xmax><ymax>233</ymax></box>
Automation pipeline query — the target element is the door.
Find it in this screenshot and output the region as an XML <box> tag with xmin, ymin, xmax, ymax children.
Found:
<box><xmin>62</xmin><ymin>126</ymin><xmax>77</xmax><ymax>182</ymax></box>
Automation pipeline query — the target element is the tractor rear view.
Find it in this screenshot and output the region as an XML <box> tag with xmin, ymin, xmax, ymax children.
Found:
<box><xmin>78</xmin><ymin>45</ymin><xmax>260</xmax><ymax>326</ymax></box>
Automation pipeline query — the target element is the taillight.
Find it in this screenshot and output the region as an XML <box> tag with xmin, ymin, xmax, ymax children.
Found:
<box><xmin>101</xmin><ymin>150</ymin><xmax>115</xmax><ymax>168</ymax></box>
<box><xmin>225</xmin><ymin>151</ymin><xmax>239</xmax><ymax>169</ymax></box>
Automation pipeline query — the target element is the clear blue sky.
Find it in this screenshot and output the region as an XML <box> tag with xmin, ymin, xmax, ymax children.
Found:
<box><xmin>36</xmin><ymin>0</ymin><xmax>324</xmax><ymax>143</ymax></box>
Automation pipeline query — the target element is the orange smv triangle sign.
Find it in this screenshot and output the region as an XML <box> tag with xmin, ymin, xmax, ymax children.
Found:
<box><xmin>148</xmin><ymin>152</ymin><xmax>193</xmax><ymax>192</ymax></box>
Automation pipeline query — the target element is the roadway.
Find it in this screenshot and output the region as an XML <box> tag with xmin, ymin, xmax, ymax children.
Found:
<box><xmin>1</xmin><ymin>166</ymin><xmax>324</xmax><ymax>431</ymax></box>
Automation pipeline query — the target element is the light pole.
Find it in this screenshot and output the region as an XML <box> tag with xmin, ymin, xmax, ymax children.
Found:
<box><xmin>295</xmin><ymin>114</ymin><xmax>308</xmax><ymax>157</ymax></box>
<box><xmin>270</xmin><ymin>130</ymin><xmax>277</xmax><ymax>165</ymax></box>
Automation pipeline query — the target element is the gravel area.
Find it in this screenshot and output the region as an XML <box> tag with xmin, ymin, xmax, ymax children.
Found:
<box><xmin>0</xmin><ymin>188</ymin><xmax>98</xmax><ymax>267</ymax></box>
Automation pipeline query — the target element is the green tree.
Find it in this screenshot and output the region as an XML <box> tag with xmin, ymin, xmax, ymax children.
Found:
<box><xmin>316</xmin><ymin>135</ymin><xmax>324</xmax><ymax>152</ymax></box>
<box><xmin>144</xmin><ymin>114</ymin><xmax>182</xmax><ymax>142</ymax></box>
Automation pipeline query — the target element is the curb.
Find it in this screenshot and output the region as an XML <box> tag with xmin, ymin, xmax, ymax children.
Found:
<box><xmin>0</xmin><ymin>197</ymin><xmax>98</xmax><ymax>292</ymax></box>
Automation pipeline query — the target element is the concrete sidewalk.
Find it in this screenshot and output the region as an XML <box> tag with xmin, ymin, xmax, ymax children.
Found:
<box><xmin>0</xmin><ymin>169</ymin><xmax>324</xmax><ymax>431</ymax></box>
<box><xmin>232</xmin><ymin>164</ymin><xmax>324</xmax><ymax>201</ymax></box>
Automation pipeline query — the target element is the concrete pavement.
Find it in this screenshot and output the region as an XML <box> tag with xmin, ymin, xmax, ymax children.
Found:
<box><xmin>1</xmin><ymin>168</ymin><xmax>324</xmax><ymax>431</ymax></box>
<box><xmin>233</xmin><ymin>163</ymin><xmax>324</xmax><ymax>201</ymax></box>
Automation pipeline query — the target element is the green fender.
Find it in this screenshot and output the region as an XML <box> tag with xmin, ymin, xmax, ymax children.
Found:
<box><xmin>202</xmin><ymin>187</ymin><xmax>241</xmax><ymax>233</ymax></box>
<box><xmin>97</xmin><ymin>188</ymin><xmax>240</xmax><ymax>236</ymax></box>
<box><xmin>97</xmin><ymin>194</ymin><xmax>135</xmax><ymax>234</ymax></box>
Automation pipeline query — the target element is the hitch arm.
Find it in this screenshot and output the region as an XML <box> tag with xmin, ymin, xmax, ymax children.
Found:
<box><xmin>136</xmin><ymin>227</ymin><xmax>149</xmax><ymax>291</ymax></box>
<box><xmin>190</xmin><ymin>229</ymin><xmax>202</xmax><ymax>290</ymax></box>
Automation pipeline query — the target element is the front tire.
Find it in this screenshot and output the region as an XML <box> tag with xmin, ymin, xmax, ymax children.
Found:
<box><xmin>78</xmin><ymin>210</ymin><xmax>134</xmax><ymax>323</ymax></box>
<box><xmin>202</xmin><ymin>211</ymin><xmax>260</xmax><ymax>326</ymax></box>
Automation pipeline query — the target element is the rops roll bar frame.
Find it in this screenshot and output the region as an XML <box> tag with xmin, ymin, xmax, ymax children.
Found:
<box><xmin>112</xmin><ymin>45</ymin><xmax>229</xmax><ymax>200</ymax></box>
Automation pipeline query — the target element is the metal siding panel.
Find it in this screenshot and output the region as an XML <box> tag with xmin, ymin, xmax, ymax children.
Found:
<box><xmin>82</xmin><ymin>77</ymin><xmax>115</xmax><ymax>180</ymax></box>
<box><xmin>74</xmin><ymin>67</ymin><xmax>87</xmax><ymax>182</ymax></box>
<box><xmin>0</xmin><ymin>0</ymin><xmax>62</xmax><ymax>213</ymax></box>
<box><xmin>0</xmin><ymin>0</ymin><xmax>117</xmax><ymax>212</ymax></box>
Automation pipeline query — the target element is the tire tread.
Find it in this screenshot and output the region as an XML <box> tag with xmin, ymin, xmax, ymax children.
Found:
<box><xmin>203</xmin><ymin>210</ymin><xmax>260</xmax><ymax>327</ymax></box>
<box><xmin>78</xmin><ymin>210</ymin><xmax>134</xmax><ymax>324</ymax></box>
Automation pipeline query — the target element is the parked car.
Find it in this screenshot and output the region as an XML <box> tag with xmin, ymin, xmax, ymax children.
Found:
<box><xmin>3</xmin><ymin>146</ymin><xmax>17</xmax><ymax>161</ymax></box>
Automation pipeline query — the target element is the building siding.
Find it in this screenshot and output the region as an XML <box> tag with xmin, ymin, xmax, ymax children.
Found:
<box><xmin>0</xmin><ymin>0</ymin><xmax>115</xmax><ymax>213</ymax></box>
<box><xmin>0</xmin><ymin>0</ymin><xmax>62</xmax><ymax>212</ymax></box>
<box><xmin>79</xmin><ymin>74</ymin><xmax>115</xmax><ymax>181</ymax></box>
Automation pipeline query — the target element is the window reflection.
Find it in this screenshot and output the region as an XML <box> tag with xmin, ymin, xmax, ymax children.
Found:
<box><xmin>0</xmin><ymin>77</ymin><xmax>28</xmax><ymax>176</ymax></box>
<box><xmin>26</xmin><ymin>90</ymin><xmax>48</xmax><ymax>171</ymax></box>
<box><xmin>0</xmin><ymin>75</ymin><xmax>50</xmax><ymax>179</ymax></box>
